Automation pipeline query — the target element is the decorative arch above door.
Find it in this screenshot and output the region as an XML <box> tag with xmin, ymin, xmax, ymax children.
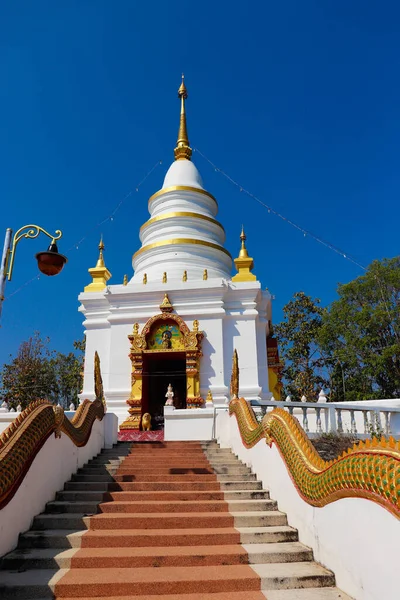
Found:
<box><xmin>120</xmin><ymin>295</ymin><xmax>204</xmax><ymax>430</ymax></box>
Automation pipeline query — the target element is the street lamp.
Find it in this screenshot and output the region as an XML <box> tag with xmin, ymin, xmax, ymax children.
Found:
<box><xmin>0</xmin><ymin>224</ymin><xmax>67</xmax><ymax>318</ymax></box>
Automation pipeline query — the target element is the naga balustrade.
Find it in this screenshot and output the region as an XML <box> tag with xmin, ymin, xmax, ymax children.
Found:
<box><xmin>251</xmin><ymin>398</ymin><xmax>400</xmax><ymax>439</ymax></box>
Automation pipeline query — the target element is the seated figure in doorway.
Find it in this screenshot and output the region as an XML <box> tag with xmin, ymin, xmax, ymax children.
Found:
<box><xmin>161</xmin><ymin>330</ymin><xmax>172</xmax><ymax>349</ymax></box>
<box><xmin>165</xmin><ymin>383</ymin><xmax>174</xmax><ymax>406</ymax></box>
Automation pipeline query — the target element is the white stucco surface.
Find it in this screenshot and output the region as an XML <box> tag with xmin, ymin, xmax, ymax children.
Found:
<box><xmin>0</xmin><ymin>412</ymin><xmax>118</xmax><ymax>557</ymax></box>
<box><xmin>164</xmin><ymin>406</ymin><xmax>215</xmax><ymax>440</ymax></box>
<box><xmin>216</xmin><ymin>408</ymin><xmax>399</xmax><ymax>600</ymax></box>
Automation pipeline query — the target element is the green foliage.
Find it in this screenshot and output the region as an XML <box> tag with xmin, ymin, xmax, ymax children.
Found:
<box><xmin>274</xmin><ymin>292</ymin><xmax>328</xmax><ymax>401</ymax></box>
<box><xmin>276</xmin><ymin>258</ymin><xmax>400</xmax><ymax>402</ymax></box>
<box><xmin>320</xmin><ymin>257</ymin><xmax>400</xmax><ymax>400</ymax></box>
<box><xmin>0</xmin><ymin>333</ymin><xmax>84</xmax><ymax>410</ymax></box>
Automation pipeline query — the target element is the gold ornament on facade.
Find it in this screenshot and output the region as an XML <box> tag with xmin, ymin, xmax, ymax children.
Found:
<box><xmin>203</xmin><ymin>269</ymin><xmax>208</xmax><ymax>280</ymax></box>
<box><xmin>84</xmin><ymin>236</ymin><xmax>112</xmax><ymax>292</ymax></box>
<box><xmin>182</xmin><ymin>270</ymin><xmax>187</xmax><ymax>282</ymax></box>
<box><xmin>232</xmin><ymin>226</ymin><xmax>257</xmax><ymax>282</ymax></box>
<box><xmin>123</xmin><ymin>274</ymin><xmax>128</xmax><ymax>286</ymax></box>
<box><xmin>143</xmin><ymin>273</ymin><xmax>147</xmax><ymax>284</ymax></box>
<box><xmin>230</xmin><ymin>349</ymin><xmax>239</xmax><ymax>399</ymax></box>
<box><xmin>121</xmin><ymin>312</ymin><xmax>205</xmax><ymax>429</ymax></box>
<box><xmin>160</xmin><ymin>293</ymin><xmax>173</xmax><ymax>313</ymax></box>
<box><xmin>162</xmin><ymin>272</ymin><xmax>167</xmax><ymax>283</ymax></box>
<box><xmin>206</xmin><ymin>390</ymin><xmax>213</xmax><ymax>404</ymax></box>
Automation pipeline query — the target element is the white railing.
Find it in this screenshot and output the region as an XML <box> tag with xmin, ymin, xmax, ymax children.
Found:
<box><xmin>251</xmin><ymin>397</ymin><xmax>400</xmax><ymax>438</ymax></box>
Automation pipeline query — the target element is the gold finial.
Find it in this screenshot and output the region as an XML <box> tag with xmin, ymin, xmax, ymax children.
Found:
<box><xmin>174</xmin><ymin>74</ymin><xmax>192</xmax><ymax>161</ymax></box>
<box><xmin>162</xmin><ymin>272</ymin><xmax>167</xmax><ymax>283</ymax></box>
<box><xmin>182</xmin><ymin>270</ymin><xmax>187</xmax><ymax>282</ymax></box>
<box><xmin>84</xmin><ymin>236</ymin><xmax>112</xmax><ymax>292</ymax></box>
<box><xmin>206</xmin><ymin>390</ymin><xmax>213</xmax><ymax>404</ymax></box>
<box><xmin>160</xmin><ymin>293</ymin><xmax>173</xmax><ymax>313</ymax></box>
<box><xmin>193</xmin><ymin>319</ymin><xmax>199</xmax><ymax>333</ymax></box>
<box><xmin>96</xmin><ymin>236</ymin><xmax>105</xmax><ymax>267</ymax></box>
<box><xmin>133</xmin><ymin>323</ymin><xmax>139</xmax><ymax>335</ymax></box>
<box><xmin>239</xmin><ymin>225</ymin><xmax>249</xmax><ymax>258</ymax></box>
<box><xmin>203</xmin><ymin>269</ymin><xmax>208</xmax><ymax>280</ymax></box>
<box><xmin>232</xmin><ymin>226</ymin><xmax>257</xmax><ymax>282</ymax></box>
<box><xmin>143</xmin><ymin>273</ymin><xmax>147</xmax><ymax>284</ymax></box>
<box><xmin>123</xmin><ymin>274</ymin><xmax>128</xmax><ymax>286</ymax></box>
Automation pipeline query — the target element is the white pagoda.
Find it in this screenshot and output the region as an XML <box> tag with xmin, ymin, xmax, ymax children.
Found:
<box><xmin>78</xmin><ymin>77</ymin><xmax>276</xmax><ymax>430</ymax></box>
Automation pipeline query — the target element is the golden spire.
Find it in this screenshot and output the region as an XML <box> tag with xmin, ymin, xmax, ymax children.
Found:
<box><xmin>84</xmin><ymin>236</ymin><xmax>112</xmax><ymax>292</ymax></box>
<box><xmin>239</xmin><ymin>225</ymin><xmax>249</xmax><ymax>258</ymax></box>
<box><xmin>174</xmin><ymin>74</ymin><xmax>192</xmax><ymax>161</ymax></box>
<box><xmin>232</xmin><ymin>226</ymin><xmax>257</xmax><ymax>282</ymax></box>
<box><xmin>96</xmin><ymin>236</ymin><xmax>105</xmax><ymax>267</ymax></box>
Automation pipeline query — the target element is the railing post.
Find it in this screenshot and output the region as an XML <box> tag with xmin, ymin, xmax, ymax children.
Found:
<box><xmin>329</xmin><ymin>405</ymin><xmax>337</xmax><ymax>432</ymax></box>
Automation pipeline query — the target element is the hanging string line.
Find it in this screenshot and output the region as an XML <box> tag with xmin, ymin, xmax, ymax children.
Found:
<box><xmin>4</xmin><ymin>159</ymin><xmax>162</xmax><ymax>302</ymax></box>
<box><xmin>194</xmin><ymin>147</ymin><xmax>400</xmax><ymax>342</ymax></box>
<box><xmin>194</xmin><ymin>147</ymin><xmax>366</xmax><ymax>271</ymax></box>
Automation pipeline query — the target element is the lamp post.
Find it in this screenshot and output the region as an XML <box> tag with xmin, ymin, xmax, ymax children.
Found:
<box><xmin>0</xmin><ymin>224</ymin><xmax>67</xmax><ymax>319</ymax></box>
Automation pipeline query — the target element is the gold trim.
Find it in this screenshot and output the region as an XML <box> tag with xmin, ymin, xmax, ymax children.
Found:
<box><xmin>140</xmin><ymin>211</ymin><xmax>225</xmax><ymax>233</ymax></box>
<box><xmin>149</xmin><ymin>185</ymin><xmax>218</xmax><ymax>207</ymax></box>
<box><xmin>132</xmin><ymin>238</ymin><xmax>232</xmax><ymax>261</ymax></box>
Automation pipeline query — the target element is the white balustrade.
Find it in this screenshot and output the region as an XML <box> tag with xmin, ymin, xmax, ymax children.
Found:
<box><xmin>251</xmin><ymin>398</ymin><xmax>400</xmax><ymax>439</ymax></box>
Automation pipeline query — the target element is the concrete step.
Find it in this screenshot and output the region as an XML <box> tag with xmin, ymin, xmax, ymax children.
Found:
<box><xmin>54</xmin><ymin>564</ymin><xmax>263</xmax><ymax>597</ymax></box>
<box><xmin>232</xmin><ymin>511</ymin><xmax>287</xmax><ymax>528</ymax></box>
<box><xmin>217</xmin><ymin>474</ymin><xmax>257</xmax><ymax>481</ymax></box>
<box><xmin>264</xmin><ymin>588</ymin><xmax>353</xmax><ymax>599</ymax></box>
<box><xmin>32</xmin><ymin>514</ymin><xmax>89</xmax><ymax>530</ymax></box>
<box><xmin>252</xmin><ymin>562</ymin><xmax>336</xmax><ymax>590</ymax></box>
<box><xmin>238</xmin><ymin>526</ymin><xmax>299</xmax><ymax>544</ymax></box>
<box><xmin>48</xmin><ymin>593</ymin><xmax>267</xmax><ymax>600</ymax></box>
<box><xmin>45</xmin><ymin>501</ymin><xmax>100</xmax><ymax>514</ymax></box>
<box><xmin>56</xmin><ymin>491</ymin><xmax>107</xmax><ymax>502</ymax></box>
<box><xmin>0</xmin><ymin>568</ymin><xmax>61</xmax><ymax>599</ymax></box>
<box><xmin>220</xmin><ymin>481</ymin><xmax>263</xmax><ymax>490</ymax></box>
<box><xmin>18</xmin><ymin>530</ymin><xmax>86</xmax><ymax>550</ymax></box>
<box><xmin>1</xmin><ymin>542</ymin><xmax>313</xmax><ymax>570</ymax></box>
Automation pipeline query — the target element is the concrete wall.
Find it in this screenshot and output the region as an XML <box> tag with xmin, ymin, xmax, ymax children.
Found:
<box><xmin>216</xmin><ymin>408</ymin><xmax>399</xmax><ymax>600</ymax></box>
<box><xmin>0</xmin><ymin>413</ymin><xmax>118</xmax><ymax>557</ymax></box>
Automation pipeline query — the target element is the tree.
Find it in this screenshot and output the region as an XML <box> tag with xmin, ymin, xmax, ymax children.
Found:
<box><xmin>320</xmin><ymin>258</ymin><xmax>400</xmax><ymax>400</ymax></box>
<box><xmin>0</xmin><ymin>333</ymin><xmax>85</xmax><ymax>410</ymax></box>
<box><xmin>274</xmin><ymin>292</ymin><xmax>329</xmax><ymax>401</ymax></box>
<box><xmin>0</xmin><ymin>332</ymin><xmax>56</xmax><ymax>410</ymax></box>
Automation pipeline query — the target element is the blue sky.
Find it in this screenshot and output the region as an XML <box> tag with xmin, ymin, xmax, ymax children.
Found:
<box><xmin>0</xmin><ymin>1</ymin><xmax>399</xmax><ymax>365</ymax></box>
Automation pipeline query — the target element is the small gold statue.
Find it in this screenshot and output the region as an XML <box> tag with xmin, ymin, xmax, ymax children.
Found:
<box><xmin>162</xmin><ymin>272</ymin><xmax>167</xmax><ymax>283</ymax></box>
<box><xmin>193</xmin><ymin>319</ymin><xmax>199</xmax><ymax>333</ymax></box>
<box><xmin>203</xmin><ymin>269</ymin><xmax>208</xmax><ymax>280</ymax></box>
<box><xmin>143</xmin><ymin>273</ymin><xmax>147</xmax><ymax>284</ymax></box>
<box><xmin>182</xmin><ymin>270</ymin><xmax>187</xmax><ymax>282</ymax></box>
<box><xmin>142</xmin><ymin>413</ymin><xmax>152</xmax><ymax>431</ymax></box>
<box><xmin>123</xmin><ymin>274</ymin><xmax>128</xmax><ymax>286</ymax></box>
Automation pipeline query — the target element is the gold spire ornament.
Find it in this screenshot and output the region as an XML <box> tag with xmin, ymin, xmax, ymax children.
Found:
<box><xmin>203</xmin><ymin>269</ymin><xmax>208</xmax><ymax>280</ymax></box>
<box><xmin>232</xmin><ymin>226</ymin><xmax>257</xmax><ymax>282</ymax></box>
<box><xmin>162</xmin><ymin>272</ymin><xmax>167</xmax><ymax>283</ymax></box>
<box><xmin>84</xmin><ymin>237</ymin><xmax>112</xmax><ymax>292</ymax></box>
<box><xmin>143</xmin><ymin>273</ymin><xmax>147</xmax><ymax>284</ymax></box>
<box><xmin>160</xmin><ymin>293</ymin><xmax>173</xmax><ymax>313</ymax></box>
<box><xmin>123</xmin><ymin>274</ymin><xmax>128</xmax><ymax>286</ymax></box>
<box><xmin>174</xmin><ymin>74</ymin><xmax>192</xmax><ymax>161</ymax></box>
<box><xmin>182</xmin><ymin>270</ymin><xmax>187</xmax><ymax>282</ymax></box>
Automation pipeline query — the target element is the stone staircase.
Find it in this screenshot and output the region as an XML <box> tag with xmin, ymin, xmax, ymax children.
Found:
<box><xmin>0</xmin><ymin>441</ymin><xmax>351</xmax><ymax>599</ymax></box>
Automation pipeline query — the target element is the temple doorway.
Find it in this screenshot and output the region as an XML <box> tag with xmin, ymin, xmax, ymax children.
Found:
<box><xmin>142</xmin><ymin>352</ymin><xmax>187</xmax><ymax>429</ymax></box>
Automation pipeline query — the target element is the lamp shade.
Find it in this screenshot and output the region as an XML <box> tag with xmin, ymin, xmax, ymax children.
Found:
<box><xmin>35</xmin><ymin>242</ymin><xmax>67</xmax><ymax>276</ymax></box>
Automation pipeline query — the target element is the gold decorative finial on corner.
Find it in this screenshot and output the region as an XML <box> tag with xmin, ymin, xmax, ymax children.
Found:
<box><xmin>160</xmin><ymin>293</ymin><xmax>173</xmax><ymax>313</ymax></box>
<box><xmin>123</xmin><ymin>274</ymin><xmax>128</xmax><ymax>286</ymax></box>
<box><xmin>96</xmin><ymin>236</ymin><xmax>105</xmax><ymax>267</ymax></box>
<box><xmin>174</xmin><ymin>74</ymin><xmax>192</xmax><ymax>161</ymax></box>
<box><xmin>84</xmin><ymin>236</ymin><xmax>112</xmax><ymax>292</ymax></box>
<box><xmin>232</xmin><ymin>226</ymin><xmax>257</xmax><ymax>282</ymax></box>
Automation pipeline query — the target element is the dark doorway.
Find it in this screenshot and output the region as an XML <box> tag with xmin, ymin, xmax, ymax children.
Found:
<box><xmin>142</xmin><ymin>353</ymin><xmax>186</xmax><ymax>429</ymax></box>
